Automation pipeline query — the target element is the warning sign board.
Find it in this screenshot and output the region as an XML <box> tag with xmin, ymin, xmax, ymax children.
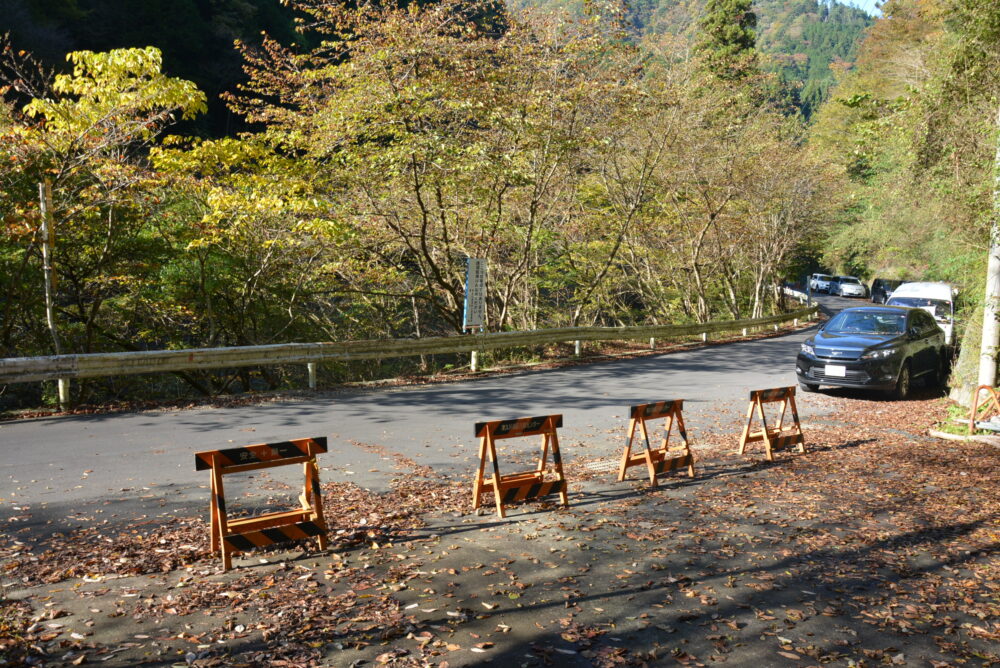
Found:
<box><xmin>463</xmin><ymin>258</ymin><xmax>486</xmax><ymax>330</ymax></box>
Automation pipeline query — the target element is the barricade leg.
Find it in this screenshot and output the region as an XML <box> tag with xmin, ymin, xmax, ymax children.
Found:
<box><xmin>640</xmin><ymin>420</ymin><xmax>659</xmax><ymax>486</ymax></box>
<box><xmin>472</xmin><ymin>436</ymin><xmax>488</xmax><ymax>510</ymax></box>
<box><xmin>538</xmin><ymin>433</ymin><xmax>549</xmax><ymax>474</ymax></box>
<box><xmin>788</xmin><ymin>395</ymin><xmax>806</xmax><ymax>455</ymax></box>
<box><xmin>209</xmin><ymin>469</ymin><xmax>221</xmax><ymax>553</ymax></box>
<box><xmin>737</xmin><ymin>400</ymin><xmax>756</xmax><ymax>455</ymax></box>
<box><xmin>673</xmin><ymin>411</ymin><xmax>696</xmax><ymax>478</ymax></box>
<box><xmin>548</xmin><ymin>429</ymin><xmax>569</xmax><ymax>507</ymax></box>
<box><xmin>757</xmin><ymin>403</ymin><xmax>775</xmax><ymax>462</ymax></box>
<box><xmin>617</xmin><ymin>418</ymin><xmax>639</xmax><ymax>482</ymax></box>
<box><xmin>970</xmin><ymin>389</ymin><xmax>983</xmax><ymax>435</ymax></box>
<box><xmin>305</xmin><ymin>460</ymin><xmax>329</xmax><ymax>550</ymax></box>
<box><xmin>210</xmin><ymin>464</ymin><xmax>233</xmax><ymax>570</ymax></box>
<box><xmin>487</xmin><ymin>435</ymin><xmax>506</xmax><ymax>518</ymax></box>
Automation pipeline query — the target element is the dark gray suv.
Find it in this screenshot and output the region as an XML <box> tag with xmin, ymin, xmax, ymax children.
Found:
<box><xmin>796</xmin><ymin>306</ymin><xmax>946</xmax><ymax>399</ymax></box>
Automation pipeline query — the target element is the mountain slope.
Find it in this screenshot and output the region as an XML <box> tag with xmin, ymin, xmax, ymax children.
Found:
<box><xmin>514</xmin><ymin>0</ymin><xmax>874</xmax><ymax>117</ymax></box>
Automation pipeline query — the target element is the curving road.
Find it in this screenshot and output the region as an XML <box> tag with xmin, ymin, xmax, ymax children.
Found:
<box><xmin>0</xmin><ymin>295</ymin><xmax>864</xmax><ymax>535</ymax></box>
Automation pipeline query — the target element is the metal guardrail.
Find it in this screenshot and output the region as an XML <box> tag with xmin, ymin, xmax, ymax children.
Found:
<box><xmin>0</xmin><ymin>305</ymin><xmax>817</xmax><ymax>385</ymax></box>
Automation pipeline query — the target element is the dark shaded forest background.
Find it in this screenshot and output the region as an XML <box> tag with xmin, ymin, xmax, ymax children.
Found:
<box><xmin>1</xmin><ymin>0</ymin><xmax>303</xmax><ymax>135</ymax></box>
<box><xmin>2</xmin><ymin>0</ymin><xmax>872</xmax><ymax>133</ymax></box>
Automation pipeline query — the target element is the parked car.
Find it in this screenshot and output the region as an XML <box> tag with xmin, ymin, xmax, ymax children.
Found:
<box><xmin>886</xmin><ymin>282</ymin><xmax>956</xmax><ymax>346</ymax></box>
<box><xmin>870</xmin><ymin>278</ymin><xmax>904</xmax><ymax>304</ymax></box>
<box><xmin>831</xmin><ymin>276</ymin><xmax>866</xmax><ymax>298</ymax></box>
<box><xmin>809</xmin><ymin>273</ymin><xmax>833</xmax><ymax>293</ymax></box>
<box><xmin>796</xmin><ymin>305</ymin><xmax>946</xmax><ymax>399</ymax></box>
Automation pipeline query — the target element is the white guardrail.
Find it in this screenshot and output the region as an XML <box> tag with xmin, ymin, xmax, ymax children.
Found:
<box><xmin>0</xmin><ymin>305</ymin><xmax>817</xmax><ymax>385</ymax></box>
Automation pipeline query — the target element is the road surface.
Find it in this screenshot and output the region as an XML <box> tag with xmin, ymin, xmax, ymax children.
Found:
<box><xmin>0</xmin><ymin>295</ymin><xmax>861</xmax><ymax>536</ymax></box>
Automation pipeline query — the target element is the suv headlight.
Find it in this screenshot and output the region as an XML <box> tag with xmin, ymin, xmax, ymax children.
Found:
<box><xmin>862</xmin><ymin>348</ymin><xmax>897</xmax><ymax>360</ymax></box>
<box><xmin>800</xmin><ymin>343</ymin><xmax>815</xmax><ymax>355</ymax></box>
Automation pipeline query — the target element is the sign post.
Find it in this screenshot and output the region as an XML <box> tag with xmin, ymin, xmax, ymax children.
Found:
<box><xmin>463</xmin><ymin>258</ymin><xmax>486</xmax><ymax>371</ymax></box>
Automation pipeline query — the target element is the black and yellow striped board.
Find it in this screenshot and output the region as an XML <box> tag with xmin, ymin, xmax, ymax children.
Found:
<box><xmin>737</xmin><ymin>387</ymin><xmax>806</xmax><ymax>461</ymax></box>
<box><xmin>195</xmin><ymin>437</ymin><xmax>329</xmax><ymax>571</ymax></box>
<box><xmin>618</xmin><ymin>400</ymin><xmax>695</xmax><ymax>487</ymax></box>
<box><xmin>502</xmin><ymin>479</ymin><xmax>566</xmax><ymax>504</ymax></box>
<box><xmin>474</xmin><ymin>415</ymin><xmax>563</xmax><ymax>439</ymax></box>
<box><xmin>472</xmin><ymin>414</ymin><xmax>569</xmax><ymax>518</ymax></box>
<box><xmin>222</xmin><ymin>521</ymin><xmax>326</xmax><ymax>552</ymax></box>
<box><xmin>194</xmin><ymin>437</ymin><xmax>327</xmax><ymax>472</ymax></box>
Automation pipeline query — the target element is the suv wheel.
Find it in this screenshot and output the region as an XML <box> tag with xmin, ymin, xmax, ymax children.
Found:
<box><xmin>935</xmin><ymin>351</ymin><xmax>950</xmax><ymax>388</ymax></box>
<box><xmin>892</xmin><ymin>362</ymin><xmax>911</xmax><ymax>400</ymax></box>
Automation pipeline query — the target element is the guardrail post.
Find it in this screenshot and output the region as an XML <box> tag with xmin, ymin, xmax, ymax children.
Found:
<box><xmin>794</xmin><ymin>318</ymin><xmax>798</xmax><ymax>327</ymax></box>
<box><xmin>307</xmin><ymin>362</ymin><xmax>317</xmax><ymax>390</ymax></box>
<box><xmin>742</xmin><ymin>327</ymin><xmax>748</xmax><ymax>336</ymax></box>
<box><xmin>649</xmin><ymin>337</ymin><xmax>655</xmax><ymax>350</ymax></box>
<box><xmin>57</xmin><ymin>378</ymin><xmax>69</xmax><ymax>410</ymax></box>
<box><xmin>701</xmin><ymin>332</ymin><xmax>707</xmax><ymax>342</ymax></box>
<box><xmin>574</xmin><ymin>340</ymin><xmax>581</xmax><ymax>356</ymax></box>
<box><xmin>471</xmin><ymin>350</ymin><xmax>478</xmax><ymax>373</ymax></box>
<box><xmin>773</xmin><ymin>324</ymin><xmax>779</xmax><ymax>332</ymax></box>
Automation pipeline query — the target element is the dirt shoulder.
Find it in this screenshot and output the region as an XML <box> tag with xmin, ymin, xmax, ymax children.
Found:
<box><xmin>4</xmin><ymin>390</ymin><xmax>1000</xmax><ymax>667</ymax></box>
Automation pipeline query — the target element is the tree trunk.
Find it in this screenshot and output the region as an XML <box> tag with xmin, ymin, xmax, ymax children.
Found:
<box><xmin>39</xmin><ymin>180</ymin><xmax>70</xmax><ymax>410</ymax></box>
<box><xmin>978</xmin><ymin>104</ymin><xmax>1000</xmax><ymax>390</ymax></box>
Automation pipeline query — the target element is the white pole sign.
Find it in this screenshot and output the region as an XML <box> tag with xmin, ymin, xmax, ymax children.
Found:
<box><xmin>463</xmin><ymin>258</ymin><xmax>486</xmax><ymax>331</ymax></box>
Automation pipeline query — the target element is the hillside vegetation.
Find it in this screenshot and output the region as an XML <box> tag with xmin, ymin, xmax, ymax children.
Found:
<box><xmin>0</xmin><ymin>0</ymin><xmax>834</xmax><ymax>408</ymax></box>
<box><xmin>513</xmin><ymin>0</ymin><xmax>874</xmax><ymax>117</ymax></box>
<box><xmin>4</xmin><ymin>0</ymin><xmax>999</xmax><ymax>410</ymax></box>
<box><xmin>806</xmin><ymin>0</ymin><xmax>999</xmax><ymax>395</ymax></box>
<box><xmin>6</xmin><ymin>0</ymin><xmax>871</xmax><ymax>130</ymax></box>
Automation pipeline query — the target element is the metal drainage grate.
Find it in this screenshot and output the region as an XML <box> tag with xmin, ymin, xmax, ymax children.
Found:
<box><xmin>581</xmin><ymin>459</ymin><xmax>618</xmax><ymax>472</ymax></box>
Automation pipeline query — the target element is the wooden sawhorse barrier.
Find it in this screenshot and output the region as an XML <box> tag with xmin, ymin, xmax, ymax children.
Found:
<box><xmin>195</xmin><ymin>437</ymin><xmax>329</xmax><ymax>570</ymax></box>
<box><xmin>737</xmin><ymin>387</ymin><xmax>806</xmax><ymax>461</ymax></box>
<box><xmin>472</xmin><ymin>414</ymin><xmax>569</xmax><ymax>518</ymax></box>
<box><xmin>618</xmin><ymin>400</ymin><xmax>695</xmax><ymax>486</ymax></box>
<box><xmin>969</xmin><ymin>385</ymin><xmax>1000</xmax><ymax>434</ymax></box>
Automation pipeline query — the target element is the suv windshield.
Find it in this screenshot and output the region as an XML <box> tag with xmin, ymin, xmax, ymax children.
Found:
<box><xmin>825</xmin><ymin>311</ymin><xmax>905</xmax><ymax>335</ymax></box>
<box><xmin>815</xmin><ymin>274</ymin><xmax>832</xmax><ymax>280</ymax></box>
<box><xmin>840</xmin><ymin>277</ymin><xmax>861</xmax><ymax>285</ymax></box>
<box><xmin>887</xmin><ymin>297</ymin><xmax>952</xmax><ymax>321</ymax></box>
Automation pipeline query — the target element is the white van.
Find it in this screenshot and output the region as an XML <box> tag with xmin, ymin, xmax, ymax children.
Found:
<box><xmin>809</xmin><ymin>273</ymin><xmax>833</xmax><ymax>293</ymax></box>
<box><xmin>886</xmin><ymin>282</ymin><xmax>956</xmax><ymax>345</ymax></box>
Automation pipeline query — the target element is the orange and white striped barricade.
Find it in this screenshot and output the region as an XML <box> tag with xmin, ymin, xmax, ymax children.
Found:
<box><xmin>969</xmin><ymin>385</ymin><xmax>1000</xmax><ymax>434</ymax></box>
<box><xmin>195</xmin><ymin>437</ymin><xmax>329</xmax><ymax>570</ymax></box>
<box><xmin>618</xmin><ymin>400</ymin><xmax>695</xmax><ymax>486</ymax></box>
<box><xmin>737</xmin><ymin>387</ymin><xmax>806</xmax><ymax>461</ymax></box>
<box><xmin>472</xmin><ymin>414</ymin><xmax>569</xmax><ymax>518</ymax></box>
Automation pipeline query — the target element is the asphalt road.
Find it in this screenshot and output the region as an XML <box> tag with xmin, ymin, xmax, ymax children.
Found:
<box><xmin>0</xmin><ymin>294</ymin><xmax>864</xmax><ymax>536</ymax></box>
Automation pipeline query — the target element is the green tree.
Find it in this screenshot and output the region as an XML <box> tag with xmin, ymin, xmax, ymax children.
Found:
<box><xmin>694</xmin><ymin>0</ymin><xmax>758</xmax><ymax>80</ymax></box>
<box><xmin>0</xmin><ymin>46</ymin><xmax>205</xmax><ymax>400</ymax></box>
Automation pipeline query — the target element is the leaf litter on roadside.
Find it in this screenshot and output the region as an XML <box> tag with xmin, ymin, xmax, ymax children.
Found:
<box><xmin>3</xmin><ymin>392</ymin><xmax>1000</xmax><ymax>666</ymax></box>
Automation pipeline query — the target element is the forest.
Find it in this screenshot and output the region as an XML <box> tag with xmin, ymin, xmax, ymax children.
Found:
<box><xmin>0</xmin><ymin>0</ymin><xmax>997</xmax><ymax>408</ymax></box>
<box><xmin>808</xmin><ymin>0</ymin><xmax>1000</xmax><ymax>395</ymax></box>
